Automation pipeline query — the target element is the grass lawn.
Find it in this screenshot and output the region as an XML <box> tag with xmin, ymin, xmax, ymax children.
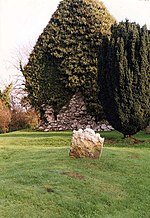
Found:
<box><xmin>0</xmin><ymin>130</ymin><xmax>150</xmax><ymax>218</ymax></box>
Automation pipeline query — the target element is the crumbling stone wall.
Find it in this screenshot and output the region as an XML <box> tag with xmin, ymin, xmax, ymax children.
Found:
<box><xmin>39</xmin><ymin>92</ymin><xmax>113</xmax><ymax>131</ymax></box>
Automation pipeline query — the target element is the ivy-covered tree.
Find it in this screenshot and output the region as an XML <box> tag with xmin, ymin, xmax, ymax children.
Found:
<box><xmin>98</xmin><ymin>21</ymin><xmax>150</xmax><ymax>137</ymax></box>
<box><xmin>23</xmin><ymin>0</ymin><xmax>115</xmax><ymax>120</ymax></box>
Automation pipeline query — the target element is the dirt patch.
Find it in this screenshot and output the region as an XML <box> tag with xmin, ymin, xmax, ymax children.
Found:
<box><xmin>61</xmin><ymin>172</ymin><xmax>85</xmax><ymax>180</ymax></box>
<box><xmin>128</xmin><ymin>154</ymin><xmax>140</xmax><ymax>159</ymax></box>
<box><xmin>105</xmin><ymin>139</ymin><xmax>118</xmax><ymax>145</ymax></box>
<box><xmin>131</xmin><ymin>137</ymin><xmax>144</xmax><ymax>144</ymax></box>
<box><xmin>45</xmin><ymin>187</ymin><xmax>54</xmax><ymax>193</ymax></box>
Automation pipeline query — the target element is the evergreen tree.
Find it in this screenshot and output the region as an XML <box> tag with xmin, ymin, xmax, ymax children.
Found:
<box><xmin>0</xmin><ymin>90</ymin><xmax>2</xmax><ymax>99</ymax></box>
<box><xmin>23</xmin><ymin>0</ymin><xmax>115</xmax><ymax>120</ymax></box>
<box><xmin>98</xmin><ymin>21</ymin><xmax>150</xmax><ymax>136</ymax></box>
<box><xmin>0</xmin><ymin>83</ymin><xmax>13</xmax><ymax>108</ymax></box>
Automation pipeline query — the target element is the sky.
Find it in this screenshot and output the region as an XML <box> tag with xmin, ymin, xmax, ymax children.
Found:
<box><xmin>0</xmin><ymin>0</ymin><xmax>150</xmax><ymax>86</ymax></box>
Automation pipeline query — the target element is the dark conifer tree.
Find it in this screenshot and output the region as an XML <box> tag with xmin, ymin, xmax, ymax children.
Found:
<box><xmin>98</xmin><ymin>21</ymin><xmax>150</xmax><ymax>136</ymax></box>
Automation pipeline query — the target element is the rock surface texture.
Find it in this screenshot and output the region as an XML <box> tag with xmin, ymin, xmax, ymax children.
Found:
<box><xmin>69</xmin><ymin>128</ymin><xmax>104</xmax><ymax>159</ymax></box>
<box><xmin>39</xmin><ymin>92</ymin><xmax>114</xmax><ymax>132</ymax></box>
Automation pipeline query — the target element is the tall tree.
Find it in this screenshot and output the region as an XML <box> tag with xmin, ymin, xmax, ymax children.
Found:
<box><xmin>23</xmin><ymin>0</ymin><xmax>115</xmax><ymax>120</ymax></box>
<box><xmin>98</xmin><ymin>21</ymin><xmax>150</xmax><ymax>137</ymax></box>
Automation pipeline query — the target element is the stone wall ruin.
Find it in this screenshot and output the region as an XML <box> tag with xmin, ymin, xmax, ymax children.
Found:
<box><xmin>39</xmin><ymin>92</ymin><xmax>114</xmax><ymax>132</ymax></box>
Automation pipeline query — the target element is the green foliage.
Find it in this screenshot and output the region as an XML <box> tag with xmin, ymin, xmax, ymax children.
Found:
<box><xmin>23</xmin><ymin>0</ymin><xmax>115</xmax><ymax>120</ymax></box>
<box><xmin>98</xmin><ymin>21</ymin><xmax>150</xmax><ymax>136</ymax></box>
<box><xmin>0</xmin><ymin>83</ymin><xmax>12</xmax><ymax>108</ymax></box>
<box><xmin>0</xmin><ymin>90</ymin><xmax>2</xmax><ymax>99</ymax></box>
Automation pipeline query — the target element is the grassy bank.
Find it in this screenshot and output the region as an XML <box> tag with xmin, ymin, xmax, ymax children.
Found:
<box><xmin>0</xmin><ymin>130</ymin><xmax>150</xmax><ymax>218</ymax></box>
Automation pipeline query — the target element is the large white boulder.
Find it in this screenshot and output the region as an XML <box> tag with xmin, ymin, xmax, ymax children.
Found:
<box><xmin>69</xmin><ymin>128</ymin><xmax>104</xmax><ymax>159</ymax></box>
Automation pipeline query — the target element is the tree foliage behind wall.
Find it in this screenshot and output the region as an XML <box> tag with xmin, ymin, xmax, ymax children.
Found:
<box><xmin>23</xmin><ymin>0</ymin><xmax>115</xmax><ymax>120</ymax></box>
<box><xmin>98</xmin><ymin>21</ymin><xmax>150</xmax><ymax>136</ymax></box>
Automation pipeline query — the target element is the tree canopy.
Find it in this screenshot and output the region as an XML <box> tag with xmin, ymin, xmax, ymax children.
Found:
<box><xmin>23</xmin><ymin>0</ymin><xmax>115</xmax><ymax>120</ymax></box>
<box><xmin>98</xmin><ymin>21</ymin><xmax>150</xmax><ymax>136</ymax></box>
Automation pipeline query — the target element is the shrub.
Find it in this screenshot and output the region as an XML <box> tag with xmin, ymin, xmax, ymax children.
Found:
<box><xmin>9</xmin><ymin>109</ymin><xmax>39</xmax><ymax>132</ymax></box>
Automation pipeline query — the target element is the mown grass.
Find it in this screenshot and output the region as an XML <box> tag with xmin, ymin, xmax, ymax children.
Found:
<box><xmin>0</xmin><ymin>130</ymin><xmax>150</xmax><ymax>218</ymax></box>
